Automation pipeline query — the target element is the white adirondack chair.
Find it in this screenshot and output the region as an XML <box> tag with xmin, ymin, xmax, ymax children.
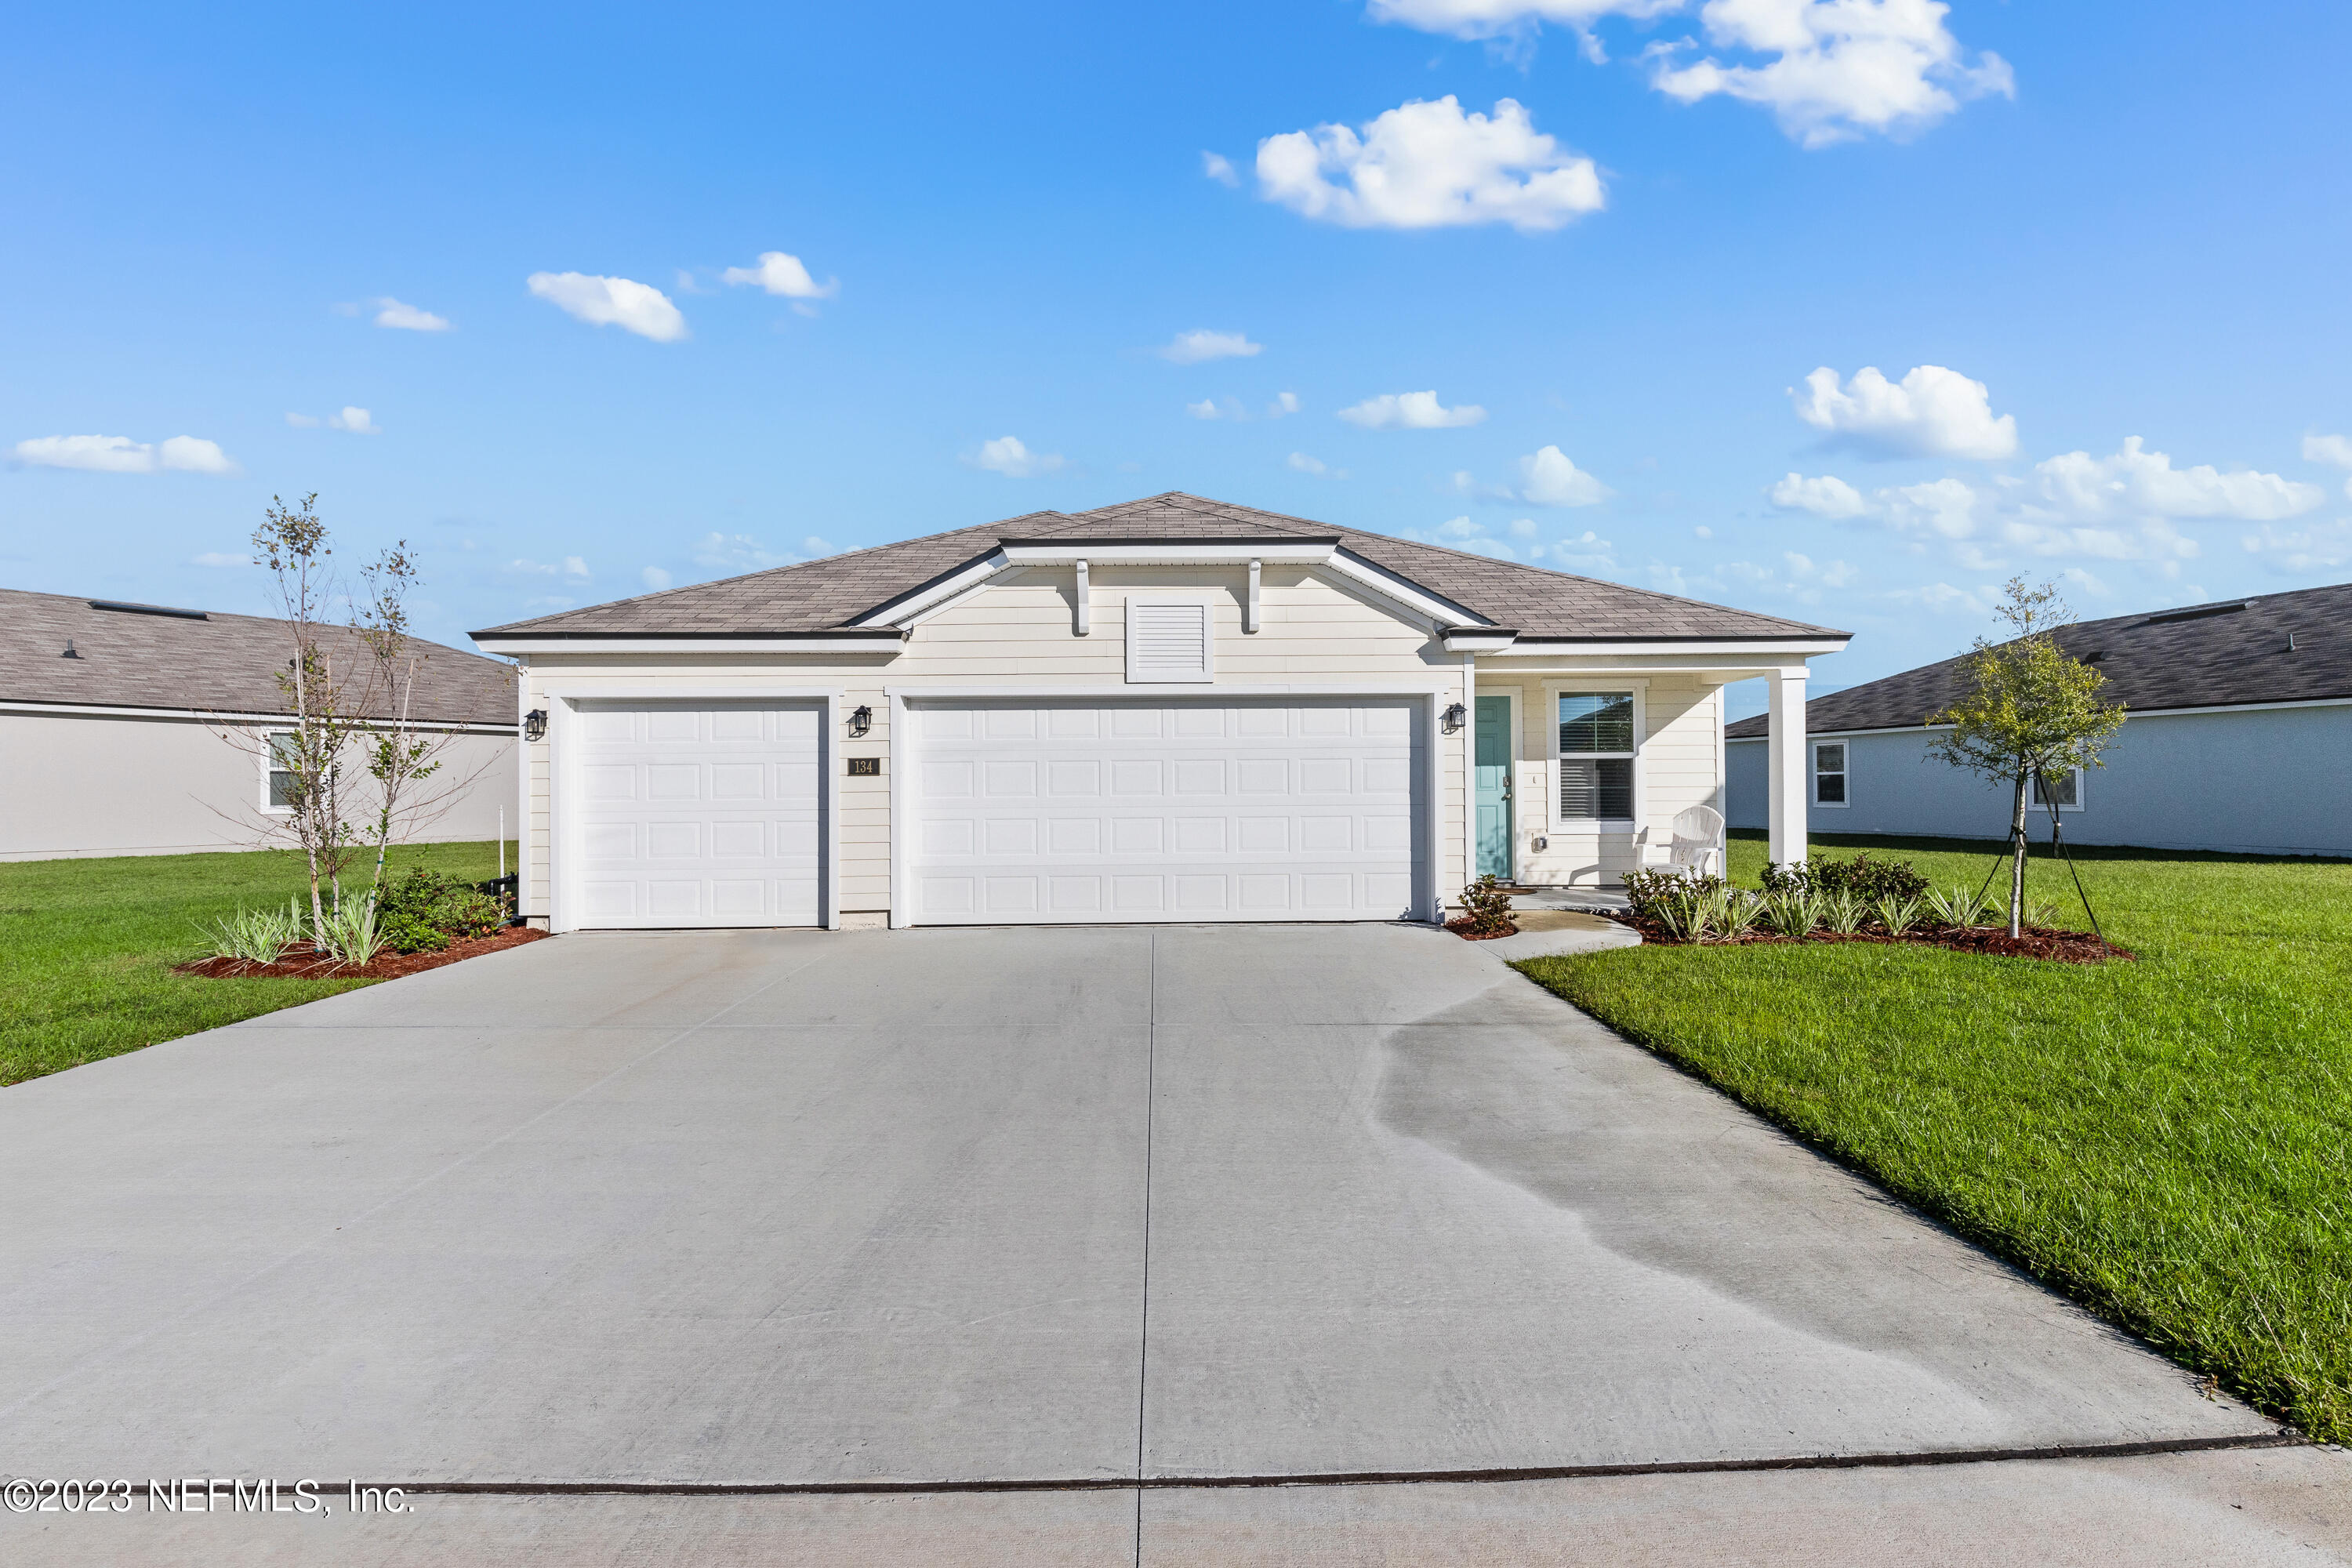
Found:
<box><xmin>1669</xmin><ymin>805</ymin><xmax>1725</xmax><ymax>878</ymax></box>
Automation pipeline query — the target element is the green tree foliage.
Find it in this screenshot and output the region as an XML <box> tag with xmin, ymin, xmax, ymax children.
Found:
<box><xmin>1928</xmin><ymin>578</ymin><xmax>2125</xmax><ymax>936</ymax></box>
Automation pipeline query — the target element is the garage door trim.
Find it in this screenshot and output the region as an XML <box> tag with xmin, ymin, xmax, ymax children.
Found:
<box><xmin>546</xmin><ymin>685</ymin><xmax>841</xmax><ymax>933</ymax></box>
<box><xmin>886</xmin><ymin>684</ymin><xmax>1450</xmax><ymax>929</ymax></box>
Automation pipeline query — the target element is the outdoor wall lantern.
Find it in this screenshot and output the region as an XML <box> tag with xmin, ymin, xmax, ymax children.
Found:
<box><xmin>1442</xmin><ymin>702</ymin><xmax>1466</xmax><ymax>735</ymax></box>
<box><xmin>524</xmin><ymin>709</ymin><xmax>547</xmax><ymax>742</ymax></box>
<box><xmin>848</xmin><ymin>704</ymin><xmax>873</xmax><ymax>738</ymax></box>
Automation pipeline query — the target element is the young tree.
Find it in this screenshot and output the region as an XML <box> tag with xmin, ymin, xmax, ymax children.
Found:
<box><xmin>353</xmin><ymin>540</ymin><xmax>444</xmax><ymax>900</ymax></box>
<box><xmin>1927</xmin><ymin>578</ymin><xmax>2126</xmax><ymax>937</ymax></box>
<box><xmin>250</xmin><ymin>494</ymin><xmax>365</xmax><ymax>944</ymax></box>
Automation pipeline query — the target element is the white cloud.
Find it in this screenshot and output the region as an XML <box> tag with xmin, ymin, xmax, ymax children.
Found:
<box><xmin>641</xmin><ymin>566</ymin><xmax>673</xmax><ymax>591</ymax></box>
<box><xmin>1543</xmin><ymin>528</ymin><xmax>1619</xmax><ymax>570</ymax></box>
<box><xmin>1338</xmin><ymin>390</ymin><xmax>1487</xmax><ymax>429</ymax></box>
<box><xmin>1202</xmin><ymin>151</ymin><xmax>1240</xmax><ymax>187</ymax></box>
<box><xmin>969</xmin><ymin>436</ymin><xmax>1064</xmax><ymax>477</ymax></box>
<box><xmin>1693</xmin><ymin>524</ymin><xmax>1712</xmax><ymax>538</ymax></box>
<box><xmin>2243</xmin><ymin>517</ymin><xmax>2352</xmax><ymax>572</ymax></box>
<box><xmin>285</xmin><ymin>412</ymin><xmax>320</xmax><ymax>429</ymax></box>
<box><xmin>326</xmin><ymin>406</ymin><xmax>379</xmax><ymax>434</ymax></box>
<box><xmin>1516</xmin><ymin>444</ymin><xmax>1611</xmax><ymax>506</ymax></box>
<box><xmin>1770</xmin><ymin>471</ymin><xmax>1868</xmax><ymax>517</ymax></box>
<box><xmin>1789</xmin><ymin>437</ymin><xmax>2325</xmax><ymax>569</ymax></box>
<box><xmin>372</xmin><ymin>297</ymin><xmax>451</xmax><ymax>332</ymax></box>
<box><xmin>1791</xmin><ymin>365</ymin><xmax>2016</xmax><ymax>459</ymax></box>
<box><xmin>1650</xmin><ymin>0</ymin><xmax>2016</xmax><ymax>148</ymax></box>
<box><xmin>1886</xmin><ymin>580</ymin><xmax>2000</xmax><ymax>615</ymax></box>
<box><xmin>1367</xmin><ymin>0</ymin><xmax>1676</xmax><ymax>39</ymax></box>
<box><xmin>1406</xmin><ymin>514</ymin><xmax>1522</xmax><ymax>560</ymax></box>
<box><xmin>527</xmin><ymin>271</ymin><xmax>688</xmax><ymax>342</ymax></box>
<box><xmin>2304</xmin><ymin>433</ymin><xmax>2352</xmax><ymax>467</ymax></box>
<box><xmin>191</xmin><ymin>551</ymin><xmax>251</xmax><ymax>568</ymax></box>
<box><xmin>1160</xmin><ymin>329</ymin><xmax>1262</xmax><ymax>365</ymax></box>
<box><xmin>508</xmin><ymin>555</ymin><xmax>592</xmax><ymax>579</ymax></box>
<box><xmin>1257</xmin><ymin>96</ymin><xmax>1604</xmax><ymax>233</ymax></box>
<box><xmin>2305</xmin><ymin>434</ymin><xmax>2352</xmax><ymax>500</ymax></box>
<box><xmin>1186</xmin><ymin>398</ymin><xmax>1225</xmax><ymax>420</ymax></box>
<box><xmin>11</xmin><ymin>434</ymin><xmax>238</xmax><ymax>475</ymax></box>
<box><xmin>1269</xmin><ymin>391</ymin><xmax>1300</xmax><ymax>417</ymax></box>
<box><xmin>721</xmin><ymin>251</ymin><xmax>838</xmax><ymax>300</ymax></box>
<box><xmin>1287</xmin><ymin>451</ymin><xmax>1349</xmax><ymax>478</ymax></box>
<box><xmin>690</xmin><ymin>532</ymin><xmax>832</xmax><ymax>573</ymax></box>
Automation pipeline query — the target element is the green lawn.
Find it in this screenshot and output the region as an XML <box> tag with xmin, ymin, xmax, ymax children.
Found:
<box><xmin>1516</xmin><ymin>830</ymin><xmax>2352</xmax><ymax>1442</ymax></box>
<box><xmin>0</xmin><ymin>841</ymin><xmax>513</xmax><ymax>1089</ymax></box>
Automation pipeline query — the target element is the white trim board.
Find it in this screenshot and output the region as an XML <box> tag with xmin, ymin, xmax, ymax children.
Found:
<box><xmin>477</xmin><ymin>637</ymin><xmax>902</xmax><ymax>655</ymax></box>
<box><xmin>0</xmin><ymin>699</ymin><xmax>510</xmax><ymax>731</ymax></box>
<box><xmin>1728</xmin><ymin>694</ymin><xmax>2352</xmax><ymax>743</ymax></box>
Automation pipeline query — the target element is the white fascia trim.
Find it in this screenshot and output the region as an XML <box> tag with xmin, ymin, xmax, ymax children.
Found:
<box><xmin>532</xmin><ymin>679</ymin><xmax>846</xmax><ymax>700</ymax></box>
<box><xmin>1324</xmin><ymin>549</ymin><xmax>1490</xmax><ymax>629</ymax></box>
<box><xmin>477</xmin><ymin>637</ymin><xmax>903</xmax><ymax>655</ymax></box>
<box><xmin>1442</xmin><ymin>630</ymin><xmax>1519</xmax><ymax>653</ymax></box>
<box><xmin>1494</xmin><ymin>637</ymin><xmax>1849</xmax><ymax>658</ymax></box>
<box><xmin>0</xmin><ymin>699</ymin><xmax>510</xmax><ymax>731</ymax></box>
<box><xmin>884</xmin><ymin>681</ymin><xmax>1457</xmax><ymax>699</ymax></box>
<box><xmin>851</xmin><ymin>550</ymin><xmax>1009</xmax><ymax>628</ymax></box>
<box><xmin>1001</xmin><ymin>541</ymin><xmax>1334</xmax><ymax>566</ymax></box>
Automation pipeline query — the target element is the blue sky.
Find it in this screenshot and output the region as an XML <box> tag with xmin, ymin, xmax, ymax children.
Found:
<box><xmin>5</xmin><ymin>1</ymin><xmax>2348</xmax><ymax>713</ymax></box>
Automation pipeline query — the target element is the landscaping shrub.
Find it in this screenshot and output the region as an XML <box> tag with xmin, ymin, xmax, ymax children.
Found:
<box><xmin>1622</xmin><ymin>867</ymin><xmax>1727</xmax><ymax>926</ymax></box>
<box><xmin>1459</xmin><ymin>874</ymin><xmax>1517</xmax><ymax>937</ymax></box>
<box><xmin>373</xmin><ymin>868</ymin><xmax>508</xmax><ymax>954</ymax></box>
<box><xmin>1761</xmin><ymin>851</ymin><xmax>1929</xmax><ymax>906</ymax></box>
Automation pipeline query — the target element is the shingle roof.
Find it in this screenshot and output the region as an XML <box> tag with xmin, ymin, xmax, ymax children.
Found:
<box><xmin>474</xmin><ymin>492</ymin><xmax>1843</xmax><ymax>643</ymax></box>
<box><xmin>2</xmin><ymin>589</ymin><xmax>516</xmax><ymax>726</ymax></box>
<box><xmin>1725</xmin><ymin>583</ymin><xmax>2352</xmax><ymax>739</ymax></box>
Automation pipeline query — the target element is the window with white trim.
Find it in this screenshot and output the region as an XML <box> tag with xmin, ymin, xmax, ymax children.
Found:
<box><xmin>2031</xmin><ymin>765</ymin><xmax>2084</xmax><ymax>811</ymax></box>
<box><xmin>1557</xmin><ymin>691</ymin><xmax>1635</xmax><ymax>822</ymax></box>
<box><xmin>1813</xmin><ymin>741</ymin><xmax>1848</xmax><ymax>807</ymax></box>
<box><xmin>1124</xmin><ymin>595</ymin><xmax>1214</xmax><ymax>683</ymax></box>
<box><xmin>265</xmin><ymin>731</ymin><xmax>300</xmax><ymax>811</ymax></box>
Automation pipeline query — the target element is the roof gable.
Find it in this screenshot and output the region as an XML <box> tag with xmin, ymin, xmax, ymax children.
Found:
<box><xmin>475</xmin><ymin>492</ymin><xmax>1845</xmax><ymax>644</ymax></box>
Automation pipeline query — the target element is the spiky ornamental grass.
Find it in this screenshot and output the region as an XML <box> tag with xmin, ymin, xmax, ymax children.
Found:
<box><xmin>1516</xmin><ymin>832</ymin><xmax>2352</xmax><ymax>1441</ymax></box>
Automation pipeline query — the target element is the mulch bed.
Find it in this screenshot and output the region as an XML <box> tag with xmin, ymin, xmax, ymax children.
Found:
<box><xmin>1598</xmin><ymin>911</ymin><xmax>2132</xmax><ymax>964</ymax></box>
<box><xmin>176</xmin><ymin>925</ymin><xmax>549</xmax><ymax>981</ymax></box>
<box><xmin>1445</xmin><ymin>917</ymin><xmax>1523</xmax><ymax>942</ymax></box>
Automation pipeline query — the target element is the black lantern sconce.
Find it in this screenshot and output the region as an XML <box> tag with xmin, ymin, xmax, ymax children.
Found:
<box><xmin>1441</xmin><ymin>702</ymin><xmax>1466</xmax><ymax>735</ymax></box>
<box><xmin>524</xmin><ymin>709</ymin><xmax>547</xmax><ymax>742</ymax></box>
<box><xmin>848</xmin><ymin>704</ymin><xmax>873</xmax><ymax>738</ymax></box>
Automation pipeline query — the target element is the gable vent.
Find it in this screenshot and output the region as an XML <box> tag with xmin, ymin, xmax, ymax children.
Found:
<box><xmin>1126</xmin><ymin>598</ymin><xmax>1213</xmax><ymax>684</ymax></box>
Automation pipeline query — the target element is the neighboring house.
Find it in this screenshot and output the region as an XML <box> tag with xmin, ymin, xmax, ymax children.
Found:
<box><xmin>2</xmin><ymin>589</ymin><xmax>520</xmax><ymax>862</ymax></box>
<box><xmin>1726</xmin><ymin>584</ymin><xmax>2352</xmax><ymax>858</ymax></box>
<box><xmin>472</xmin><ymin>493</ymin><xmax>1846</xmax><ymax>931</ymax></box>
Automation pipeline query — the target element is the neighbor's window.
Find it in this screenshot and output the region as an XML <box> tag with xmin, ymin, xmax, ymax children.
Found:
<box><xmin>1814</xmin><ymin>741</ymin><xmax>1848</xmax><ymax>806</ymax></box>
<box><xmin>2031</xmin><ymin>767</ymin><xmax>2082</xmax><ymax>808</ymax></box>
<box><xmin>267</xmin><ymin>732</ymin><xmax>300</xmax><ymax>809</ymax></box>
<box><xmin>1558</xmin><ymin>691</ymin><xmax>1635</xmax><ymax>821</ymax></box>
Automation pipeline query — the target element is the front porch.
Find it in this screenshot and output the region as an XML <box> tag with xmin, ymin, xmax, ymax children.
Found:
<box><xmin>1462</xmin><ymin>656</ymin><xmax>1814</xmax><ymax>893</ymax></box>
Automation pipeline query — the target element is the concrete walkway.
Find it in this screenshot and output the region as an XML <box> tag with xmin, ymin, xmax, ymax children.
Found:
<box><xmin>0</xmin><ymin>922</ymin><xmax>2328</xmax><ymax>1563</ymax></box>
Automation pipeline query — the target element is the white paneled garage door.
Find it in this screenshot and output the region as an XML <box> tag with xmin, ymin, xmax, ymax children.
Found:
<box><xmin>570</xmin><ymin>701</ymin><xmax>822</xmax><ymax>928</ymax></box>
<box><xmin>909</xmin><ymin>697</ymin><xmax>1423</xmax><ymax>925</ymax></box>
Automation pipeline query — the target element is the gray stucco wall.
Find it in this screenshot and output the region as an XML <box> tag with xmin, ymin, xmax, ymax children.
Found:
<box><xmin>1726</xmin><ymin>705</ymin><xmax>2351</xmax><ymax>857</ymax></box>
<box><xmin>0</xmin><ymin>710</ymin><xmax>519</xmax><ymax>861</ymax></box>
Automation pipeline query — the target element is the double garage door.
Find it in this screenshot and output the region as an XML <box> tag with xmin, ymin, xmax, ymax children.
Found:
<box><xmin>568</xmin><ymin>695</ymin><xmax>1425</xmax><ymax>928</ymax></box>
<box><xmin>909</xmin><ymin>696</ymin><xmax>1425</xmax><ymax>925</ymax></box>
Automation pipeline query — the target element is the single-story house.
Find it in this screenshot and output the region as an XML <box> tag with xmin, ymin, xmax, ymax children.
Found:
<box><xmin>472</xmin><ymin>493</ymin><xmax>1847</xmax><ymax>931</ymax></box>
<box><xmin>2</xmin><ymin>588</ymin><xmax>520</xmax><ymax>862</ymax></box>
<box><xmin>1726</xmin><ymin>583</ymin><xmax>2351</xmax><ymax>858</ymax></box>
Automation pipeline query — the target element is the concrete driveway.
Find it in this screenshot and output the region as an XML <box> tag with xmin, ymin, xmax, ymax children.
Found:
<box><xmin>2</xmin><ymin>922</ymin><xmax>2333</xmax><ymax>1563</ymax></box>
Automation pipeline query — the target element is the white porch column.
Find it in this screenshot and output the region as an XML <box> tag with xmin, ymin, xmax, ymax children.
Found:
<box><xmin>1766</xmin><ymin>666</ymin><xmax>1809</xmax><ymax>869</ymax></box>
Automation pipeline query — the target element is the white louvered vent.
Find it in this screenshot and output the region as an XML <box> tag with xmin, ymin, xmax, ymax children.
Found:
<box><xmin>1125</xmin><ymin>597</ymin><xmax>1214</xmax><ymax>683</ymax></box>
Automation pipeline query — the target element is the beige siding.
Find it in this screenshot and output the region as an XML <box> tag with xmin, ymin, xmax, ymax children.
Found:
<box><xmin>1475</xmin><ymin>675</ymin><xmax>1725</xmax><ymax>888</ymax></box>
<box><xmin>2</xmin><ymin>709</ymin><xmax>517</xmax><ymax>862</ymax></box>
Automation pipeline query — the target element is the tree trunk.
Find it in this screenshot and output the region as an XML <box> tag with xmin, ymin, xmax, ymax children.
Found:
<box><xmin>2009</xmin><ymin>769</ymin><xmax>2030</xmax><ymax>939</ymax></box>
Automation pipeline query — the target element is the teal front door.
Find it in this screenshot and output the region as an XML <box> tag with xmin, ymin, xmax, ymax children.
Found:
<box><xmin>1474</xmin><ymin>695</ymin><xmax>1512</xmax><ymax>880</ymax></box>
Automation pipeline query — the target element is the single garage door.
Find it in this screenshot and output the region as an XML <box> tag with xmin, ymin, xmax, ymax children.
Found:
<box><xmin>909</xmin><ymin>696</ymin><xmax>1423</xmax><ymax>925</ymax></box>
<box><xmin>572</xmin><ymin>700</ymin><xmax>822</xmax><ymax>928</ymax></box>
